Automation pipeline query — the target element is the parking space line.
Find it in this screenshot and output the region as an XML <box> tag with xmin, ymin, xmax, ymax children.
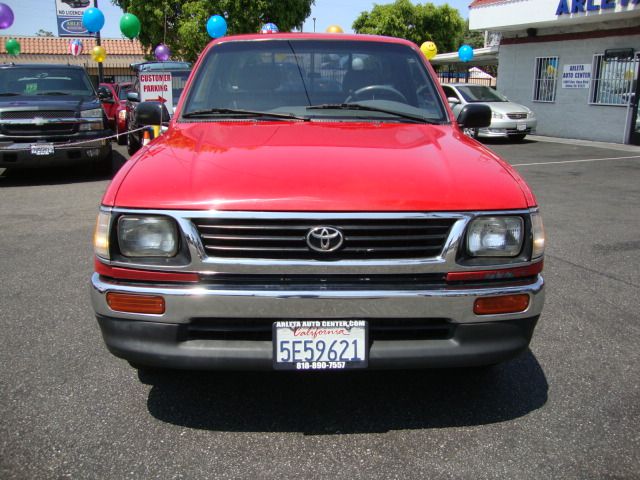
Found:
<box><xmin>513</xmin><ymin>155</ymin><xmax>640</xmax><ymax>167</ymax></box>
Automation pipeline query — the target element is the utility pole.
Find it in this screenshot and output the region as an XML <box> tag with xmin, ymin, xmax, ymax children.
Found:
<box><xmin>313</xmin><ymin>17</ymin><xmax>316</xmax><ymax>33</ymax></box>
<box><xmin>94</xmin><ymin>0</ymin><xmax>104</xmax><ymax>84</ymax></box>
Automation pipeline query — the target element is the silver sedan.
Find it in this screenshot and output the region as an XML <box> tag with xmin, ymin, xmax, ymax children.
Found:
<box><xmin>442</xmin><ymin>83</ymin><xmax>537</xmax><ymax>141</ymax></box>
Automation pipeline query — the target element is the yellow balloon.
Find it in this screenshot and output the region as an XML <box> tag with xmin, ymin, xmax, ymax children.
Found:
<box><xmin>326</xmin><ymin>25</ymin><xmax>344</xmax><ymax>33</ymax></box>
<box><xmin>420</xmin><ymin>41</ymin><xmax>438</xmax><ymax>60</ymax></box>
<box><xmin>546</xmin><ymin>65</ymin><xmax>555</xmax><ymax>75</ymax></box>
<box><xmin>91</xmin><ymin>45</ymin><xmax>107</xmax><ymax>63</ymax></box>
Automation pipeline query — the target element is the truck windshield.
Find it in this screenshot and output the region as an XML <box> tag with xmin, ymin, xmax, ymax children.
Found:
<box><xmin>0</xmin><ymin>67</ymin><xmax>95</xmax><ymax>97</ymax></box>
<box><xmin>182</xmin><ymin>39</ymin><xmax>447</xmax><ymax>123</ymax></box>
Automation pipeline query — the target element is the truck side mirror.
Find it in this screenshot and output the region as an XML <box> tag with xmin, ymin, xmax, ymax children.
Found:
<box><xmin>127</xmin><ymin>91</ymin><xmax>140</xmax><ymax>102</ymax></box>
<box><xmin>136</xmin><ymin>101</ymin><xmax>170</xmax><ymax>126</ymax></box>
<box><xmin>457</xmin><ymin>104</ymin><xmax>491</xmax><ymax>129</ymax></box>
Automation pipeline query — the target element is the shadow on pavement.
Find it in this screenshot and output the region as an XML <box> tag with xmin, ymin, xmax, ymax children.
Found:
<box><xmin>142</xmin><ymin>350</ymin><xmax>547</xmax><ymax>434</ymax></box>
<box><xmin>0</xmin><ymin>146</ymin><xmax>128</xmax><ymax>187</ymax></box>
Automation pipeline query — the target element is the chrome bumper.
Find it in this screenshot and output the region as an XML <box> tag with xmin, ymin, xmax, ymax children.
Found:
<box><xmin>91</xmin><ymin>273</ymin><xmax>544</xmax><ymax>325</ymax></box>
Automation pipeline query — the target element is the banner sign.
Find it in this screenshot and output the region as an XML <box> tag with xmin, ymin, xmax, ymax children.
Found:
<box><xmin>55</xmin><ymin>0</ymin><xmax>95</xmax><ymax>37</ymax></box>
<box><xmin>562</xmin><ymin>64</ymin><xmax>592</xmax><ymax>89</ymax></box>
<box><xmin>139</xmin><ymin>72</ymin><xmax>174</xmax><ymax>114</ymax></box>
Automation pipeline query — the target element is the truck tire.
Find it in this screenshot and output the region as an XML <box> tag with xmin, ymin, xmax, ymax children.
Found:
<box><xmin>127</xmin><ymin>131</ymin><xmax>140</xmax><ymax>156</ymax></box>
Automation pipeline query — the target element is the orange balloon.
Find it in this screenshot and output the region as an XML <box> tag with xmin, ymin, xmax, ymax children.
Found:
<box><xmin>326</xmin><ymin>25</ymin><xmax>344</xmax><ymax>33</ymax></box>
<box><xmin>91</xmin><ymin>45</ymin><xmax>107</xmax><ymax>63</ymax></box>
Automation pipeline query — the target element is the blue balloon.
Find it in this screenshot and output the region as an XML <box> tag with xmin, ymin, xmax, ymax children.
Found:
<box><xmin>207</xmin><ymin>15</ymin><xmax>227</xmax><ymax>39</ymax></box>
<box><xmin>82</xmin><ymin>8</ymin><xmax>105</xmax><ymax>33</ymax></box>
<box><xmin>458</xmin><ymin>44</ymin><xmax>474</xmax><ymax>63</ymax></box>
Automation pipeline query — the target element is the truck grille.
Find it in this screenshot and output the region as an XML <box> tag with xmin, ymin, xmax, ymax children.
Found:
<box><xmin>0</xmin><ymin>110</ymin><xmax>74</xmax><ymax>120</ymax></box>
<box><xmin>506</xmin><ymin>112</ymin><xmax>528</xmax><ymax>120</ymax></box>
<box><xmin>2</xmin><ymin>123</ymin><xmax>76</xmax><ymax>136</ymax></box>
<box><xmin>192</xmin><ymin>217</ymin><xmax>456</xmax><ymax>260</ymax></box>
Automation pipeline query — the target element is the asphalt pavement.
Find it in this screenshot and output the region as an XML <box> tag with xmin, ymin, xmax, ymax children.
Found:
<box><xmin>0</xmin><ymin>137</ymin><xmax>638</xmax><ymax>479</ymax></box>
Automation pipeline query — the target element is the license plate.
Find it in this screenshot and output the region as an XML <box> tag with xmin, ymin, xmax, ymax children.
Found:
<box><xmin>31</xmin><ymin>143</ymin><xmax>54</xmax><ymax>156</ymax></box>
<box><xmin>517</xmin><ymin>124</ymin><xmax>527</xmax><ymax>131</ymax></box>
<box><xmin>273</xmin><ymin>320</ymin><xmax>368</xmax><ymax>370</ymax></box>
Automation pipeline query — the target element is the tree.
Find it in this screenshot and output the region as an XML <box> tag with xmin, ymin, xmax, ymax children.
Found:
<box><xmin>35</xmin><ymin>29</ymin><xmax>54</xmax><ymax>37</ymax></box>
<box><xmin>111</xmin><ymin>0</ymin><xmax>315</xmax><ymax>62</ymax></box>
<box><xmin>463</xmin><ymin>20</ymin><xmax>484</xmax><ymax>49</ymax></box>
<box><xmin>352</xmin><ymin>0</ymin><xmax>466</xmax><ymax>53</ymax></box>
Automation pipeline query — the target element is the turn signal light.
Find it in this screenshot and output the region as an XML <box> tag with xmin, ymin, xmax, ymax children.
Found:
<box><xmin>473</xmin><ymin>294</ymin><xmax>529</xmax><ymax>315</ymax></box>
<box><xmin>106</xmin><ymin>293</ymin><xmax>165</xmax><ymax>315</ymax></box>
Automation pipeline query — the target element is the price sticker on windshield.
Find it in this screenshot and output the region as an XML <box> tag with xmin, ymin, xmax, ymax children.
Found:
<box><xmin>273</xmin><ymin>320</ymin><xmax>368</xmax><ymax>370</ymax></box>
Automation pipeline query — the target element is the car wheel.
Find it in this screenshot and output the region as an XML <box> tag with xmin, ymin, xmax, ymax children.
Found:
<box><xmin>509</xmin><ymin>134</ymin><xmax>527</xmax><ymax>142</ymax></box>
<box><xmin>127</xmin><ymin>130</ymin><xmax>140</xmax><ymax>156</ymax></box>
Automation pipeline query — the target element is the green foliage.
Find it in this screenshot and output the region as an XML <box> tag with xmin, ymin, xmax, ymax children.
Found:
<box><xmin>352</xmin><ymin>0</ymin><xmax>466</xmax><ymax>53</ymax></box>
<box><xmin>111</xmin><ymin>0</ymin><xmax>315</xmax><ymax>62</ymax></box>
<box><xmin>463</xmin><ymin>20</ymin><xmax>484</xmax><ymax>49</ymax></box>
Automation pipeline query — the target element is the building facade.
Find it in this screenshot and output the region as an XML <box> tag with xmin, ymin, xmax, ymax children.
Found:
<box><xmin>469</xmin><ymin>0</ymin><xmax>640</xmax><ymax>145</ymax></box>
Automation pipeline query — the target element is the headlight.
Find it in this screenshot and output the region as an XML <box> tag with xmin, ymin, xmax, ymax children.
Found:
<box><xmin>467</xmin><ymin>216</ymin><xmax>523</xmax><ymax>257</ymax></box>
<box><xmin>491</xmin><ymin>111</ymin><xmax>504</xmax><ymax>119</ymax></box>
<box><xmin>117</xmin><ymin>216</ymin><xmax>178</xmax><ymax>257</ymax></box>
<box><xmin>81</xmin><ymin>108</ymin><xmax>103</xmax><ymax>118</ymax></box>
<box><xmin>531</xmin><ymin>212</ymin><xmax>545</xmax><ymax>259</ymax></box>
<box><xmin>94</xmin><ymin>211</ymin><xmax>111</xmax><ymax>259</ymax></box>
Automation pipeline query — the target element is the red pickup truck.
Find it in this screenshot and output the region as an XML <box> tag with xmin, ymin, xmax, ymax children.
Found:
<box><xmin>91</xmin><ymin>33</ymin><xmax>545</xmax><ymax>372</ymax></box>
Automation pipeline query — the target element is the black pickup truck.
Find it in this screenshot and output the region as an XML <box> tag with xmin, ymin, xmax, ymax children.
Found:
<box><xmin>0</xmin><ymin>63</ymin><xmax>112</xmax><ymax>172</ymax></box>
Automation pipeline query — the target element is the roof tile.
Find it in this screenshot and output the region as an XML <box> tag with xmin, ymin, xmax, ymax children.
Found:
<box><xmin>0</xmin><ymin>36</ymin><xmax>148</xmax><ymax>56</ymax></box>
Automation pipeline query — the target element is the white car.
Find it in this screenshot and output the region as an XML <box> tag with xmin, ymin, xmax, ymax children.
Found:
<box><xmin>442</xmin><ymin>84</ymin><xmax>537</xmax><ymax>142</ymax></box>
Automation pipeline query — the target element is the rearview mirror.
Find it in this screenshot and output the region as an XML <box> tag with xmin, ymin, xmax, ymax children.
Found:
<box><xmin>457</xmin><ymin>104</ymin><xmax>491</xmax><ymax>129</ymax></box>
<box><xmin>127</xmin><ymin>91</ymin><xmax>140</xmax><ymax>102</ymax></box>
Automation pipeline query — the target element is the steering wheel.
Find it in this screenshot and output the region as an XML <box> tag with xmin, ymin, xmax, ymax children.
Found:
<box><xmin>345</xmin><ymin>85</ymin><xmax>408</xmax><ymax>104</ymax></box>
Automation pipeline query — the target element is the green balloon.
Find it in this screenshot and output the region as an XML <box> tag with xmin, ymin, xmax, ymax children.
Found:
<box><xmin>5</xmin><ymin>38</ymin><xmax>20</xmax><ymax>56</ymax></box>
<box><xmin>120</xmin><ymin>13</ymin><xmax>141</xmax><ymax>39</ymax></box>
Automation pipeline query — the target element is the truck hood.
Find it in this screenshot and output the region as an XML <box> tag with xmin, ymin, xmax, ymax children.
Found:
<box><xmin>108</xmin><ymin>122</ymin><xmax>533</xmax><ymax>211</ymax></box>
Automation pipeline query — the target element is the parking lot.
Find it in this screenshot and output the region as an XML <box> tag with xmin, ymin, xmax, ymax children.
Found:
<box><xmin>1</xmin><ymin>137</ymin><xmax>639</xmax><ymax>479</ymax></box>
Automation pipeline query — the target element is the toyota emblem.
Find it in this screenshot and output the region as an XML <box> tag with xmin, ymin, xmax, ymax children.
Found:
<box><xmin>306</xmin><ymin>226</ymin><xmax>344</xmax><ymax>252</ymax></box>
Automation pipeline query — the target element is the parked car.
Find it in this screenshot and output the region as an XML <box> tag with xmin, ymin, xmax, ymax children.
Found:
<box><xmin>98</xmin><ymin>82</ymin><xmax>119</xmax><ymax>130</ymax></box>
<box><xmin>125</xmin><ymin>61</ymin><xmax>192</xmax><ymax>155</ymax></box>
<box><xmin>91</xmin><ymin>34</ymin><xmax>545</xmax><ymax>372</ymax></box>
<box><xmin>0</xmin><ymin>63</ymin><xmax>112</xmax><ymax>171</ymax></box>
<box><xmin>114</xmin><ymin>82</ymin><xmax>133</xmax><ymax>145</ymax></box>
<box><xmin>441</xmin><ymin>83</ymin><xmax>537</xmax><ymax>141</ymax></box>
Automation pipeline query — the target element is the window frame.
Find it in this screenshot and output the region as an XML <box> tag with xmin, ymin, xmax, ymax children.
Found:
<box><xmin>589</xmin><ymin>53</ymin><xmax>638</xmax><ymax>107</ymax></box>
<box><xmin>532</xmin><ymin>56</ymin><xmax>559</xmax><ymax>103</ymax></box>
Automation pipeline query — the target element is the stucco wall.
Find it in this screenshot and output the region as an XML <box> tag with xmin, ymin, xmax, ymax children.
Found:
<box><xmin>496</xmin><ymin>34</ymin><xmax>640</xmax><ymax>143</ymax></box>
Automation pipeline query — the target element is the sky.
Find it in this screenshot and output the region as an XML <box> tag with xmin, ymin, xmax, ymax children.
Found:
<box><xmin>2</xmin><ymin>0</ymin><xmax>470</xmax><ymax>39</ymax></box>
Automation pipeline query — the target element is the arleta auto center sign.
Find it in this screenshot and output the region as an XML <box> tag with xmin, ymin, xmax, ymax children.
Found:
<box><xmin>562</xmin><ymin>64</ymin><xmax>592</xmax><ymax>88</ymax></box>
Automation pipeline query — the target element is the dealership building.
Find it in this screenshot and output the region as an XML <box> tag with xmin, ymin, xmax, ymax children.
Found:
<box><xmin>469</xmin><ymin>0</ymin><xmax>640</xmax><ymax>145</ymax></box>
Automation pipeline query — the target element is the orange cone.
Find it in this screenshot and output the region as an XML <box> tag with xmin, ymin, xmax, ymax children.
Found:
<box><xmin>142</xmin><ymin>129</ymin><xmax>151</xmax><ymax>146</ymax></box>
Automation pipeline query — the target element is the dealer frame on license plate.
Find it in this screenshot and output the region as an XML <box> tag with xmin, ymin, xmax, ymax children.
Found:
<box><xmin>31</xmin><ymin>143</ymin><xmax>55</xmax><ymax>156</ymax></box>
<box><xmin>273</xmin><ymin>320</ymin><xmax>368</xmax><ymax>371</ymax></box>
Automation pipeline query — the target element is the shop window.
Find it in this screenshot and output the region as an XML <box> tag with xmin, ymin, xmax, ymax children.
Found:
<box><xmin>590</xmin><ymin>54</ymin><xmax>638</xmax><ymax>106</ymax></box>
<box><xmin>533</xmin><ymin>57</ymin><xmax>559</xmax><ymax>102</ymax></box>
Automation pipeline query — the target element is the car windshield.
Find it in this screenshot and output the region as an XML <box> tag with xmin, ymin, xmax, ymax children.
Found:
<box><xmin>0</xmin><ymin>67</ymin><xmax>95</xmax><ymax>97</ymax></box>
<box><xmin>455</xmin><ymin>85</ymin><xmax>508</xmax><ymax>103</ymax></box>
<box><xmin>182</xmin><ymin>39</ymin><xmax>447</xmax><ymax>123</ymax></box>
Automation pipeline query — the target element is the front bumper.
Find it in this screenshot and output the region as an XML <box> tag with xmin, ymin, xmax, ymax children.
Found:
<box><xmin>91</xmin><ymin>272</ymin><xmax>545</xmax><ymax>370</ymax></box>
<box><xmin>478</xmin><ymin>118</ymin><xmax>537</xmax><ymax>138</ymax></box>
<box><xmin>0</xmin><ymin>136</ymin><xmax>111</xmax><ymax>168</ymax></box>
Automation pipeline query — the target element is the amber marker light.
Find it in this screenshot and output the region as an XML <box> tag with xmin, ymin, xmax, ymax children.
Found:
<box><xmin>106</xmin><ymin>293</ymin><xmax>165</xmax><ymax>315</ymax></box>
<box><xmin>474</xmin><ymin>294</ymin><xmax>530</xmax><ymax>315</ymax></box>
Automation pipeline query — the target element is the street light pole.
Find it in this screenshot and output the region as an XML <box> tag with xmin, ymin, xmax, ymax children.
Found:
<box><xmin>94</xmin><ymin>0</ymin><xmax>104</xmax><ymax>84</ymax></box>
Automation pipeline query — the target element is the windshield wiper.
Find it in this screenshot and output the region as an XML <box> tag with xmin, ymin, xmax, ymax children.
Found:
<box><xmin>36</xmin><ymin>91</ymin><xmax>70</xmax><ymax>96</ymax></box>
<box><xmin>0</xmin><ymin>92</ymin><xmax>20</xmax><ymax>96</ymax></box>
<box><xmin>182</xmin><ymin>107</ymin><xmax>309</xmax><ymax>121</ymax></box>
<box><xmin>306</xmin><ymin>103</ymin><xmax>440</xmax><ymax>124</ymax></box>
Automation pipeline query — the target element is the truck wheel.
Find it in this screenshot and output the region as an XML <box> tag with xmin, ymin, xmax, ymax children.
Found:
<box><xmin>116</xmin><ymin>128</ymin><xmax>127</xmax><ymax>145</ymax></box>
<box><xmin>93</xmin><ymin>146</ymin><xmax>113</xmax><ymax>175</ymax></box>
<box><xmin>127</xmin><ymin>131</ymin><xmax>140</xmax><ymax>156</ymax></box>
